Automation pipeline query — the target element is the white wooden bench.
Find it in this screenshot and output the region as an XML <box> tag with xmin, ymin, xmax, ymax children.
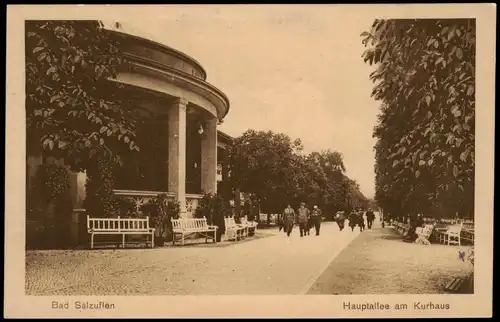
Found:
<box><xmin>87</xmin><ymin>215</ymin><xmax>155</xmax><ymax>249</ymax></box>
<box><xmin>224</xmin><ymin>216</ymin><xmax>246</xmax><ymax>241</ymax></box>
<box><xmin>393</xmin><ymin>221</ymin><xmax>409</xmax><ymax>235</ymax></box>
<box><xmin>241</xmin><ymin>217</ymin><xmax>258</xmax><ymax>234</ymax></box>
<box><xmin>461</xmin><ymin>222</ymin><xmax>475</xmax><ymax>244</ymax></box>
<box><xmin>415</xmin><ymin>224</ymin><xmax>434</xmax><ymax>246</ymax></box>
<box><xmin>394</xmin><ymin>222</ymin><xmax>409</xmax><ymax>235</ymax></box>
<box><xmin>435</xmin><ymin>223</ymin><xmax>463</xmax><ymax>246</ymax></box>
<box><xmin>171</xmin><ymin>217</ymin><xmax>218</xmax><ymax>246</ymax></box>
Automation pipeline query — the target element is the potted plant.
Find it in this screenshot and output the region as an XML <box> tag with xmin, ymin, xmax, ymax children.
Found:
<box><xmin>164</xmin><ymin>199</ymin><xmax>181</xmax><ymax>242</ymax></box>
<box><xmin>114</xmin><ymin>196</ymin><xmax>137</xmax><ymax>218</ymax></box>
<box><xmin>140</xmin><ymin>194</ymin><xmax>180</xmax><ymax>246</ymax></box>
<box><xmin>194</xmin><ymin>193</ymin><xmax>226</xmax><ymax>242</ymax></box>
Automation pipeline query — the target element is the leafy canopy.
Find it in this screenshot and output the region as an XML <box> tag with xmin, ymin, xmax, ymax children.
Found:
<box><xmin>26</xmin><ymin>20</ymin><xmax>141</xmax><ymax>171</ymax></box>
<box><xmin>228</xmin><ymin>130</ymin><xmax>367</xmax><ymax>213</ymax></box>
<box><xmin>361</xmin><ymin>19</ymin><xmax>475</xmax><ymax>218</ymax></box>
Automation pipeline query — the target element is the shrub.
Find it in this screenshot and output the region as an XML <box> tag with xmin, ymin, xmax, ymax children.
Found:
<box><xmin>27</xmin><ymin>163</ymin><xmax>71</xmax><ymax>249</ymax></box>
<box><xmin>113</xmin><ymin>196</ymin><xmax>137</xmax><ymax>218</ymax></box>
<box><xmin>84</xmin><ymin>157</ymin><xmax>116</xmax><ymax>217</ymax></box>
<box><xmin>140</xmin><ymin>194</ymin><xmax>180</xmax><ymax>240</ymax></box>
<box><xmin>32</xmin><ymin>164</ymin><xmax>70</xmax><ymax>203</ymax></box>
<box><xmin>194</xmin><ymin>193</ymin><xmax>227</xmax><ymax>235</ymax></box>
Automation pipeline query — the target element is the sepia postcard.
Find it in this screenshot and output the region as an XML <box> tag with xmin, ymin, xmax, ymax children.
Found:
<box><xmin>5</xmin><ymin>3</ymin><xmax>495</xmax><ymax>318</ymax></box>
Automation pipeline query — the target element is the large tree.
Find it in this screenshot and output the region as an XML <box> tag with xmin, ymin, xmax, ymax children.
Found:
<box><xmin>362</xmin><ymin>19</ymin><xmax>475</xmax><ymax>218</ymax></box>
<box><xmin>228</xmin><ymin>129</ymin><xmax>366</xmax><ymax>214</ymax></box>
<box><xmin>26</xmin><ymin>20</ymin><xmax>141</xmax><ymax>171</ymax></box>
<box><xmin>227</xmin><ymin>130</ymin><xmax>302</xmax><ymax>213</ymax></box>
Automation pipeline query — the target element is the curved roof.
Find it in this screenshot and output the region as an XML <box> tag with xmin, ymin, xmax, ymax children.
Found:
<box><xmin>98</xmin><ymin>20</ymin><xmax>207</xmax><ymax>80</ymax></box>
<box><xmin>98</xmin><ymin>20</ymin><xmax>230</xmax><ymax>120</ymax></box>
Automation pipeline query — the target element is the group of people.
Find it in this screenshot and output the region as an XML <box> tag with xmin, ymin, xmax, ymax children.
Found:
<box><xmin>279</xmin><ymin>203</ymin><xmax>377</xmax><ymax>238</ymax></box>
<box><xmin>339</xmin><ymin>208</ymin><xmax>375</xmax><ymax>232</ymax></box>
<box><xmin>403</xmin><ymin>213</ymin><xmax>425</xmax><ymax>243</ymax></box>
<box><xmin>279</xmin><ymin>202</ymin><xmax>323</xmax><ymax>238</ymax></box>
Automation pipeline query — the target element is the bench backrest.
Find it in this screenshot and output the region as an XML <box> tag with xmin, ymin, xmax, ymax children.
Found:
<box><xmin>463</xmin><ymin>222</ymin><xmax>474</xmax><ymax>230</ymax></box>
<box><xmin>171</xmin><ymin>217</ymin><xmax>209</xmax><ymax>230</ymax></box>
<box><xmin>447</xmin><ymin>224</ymin><xmax>462</xmax><ymax>235</ymax></box>
<box><xmin>420</xmin><ymin>225</ymin><xmax>434</xmax><ymax>238</ymax></box>
<box><xmin>225</xmin><ymin>216</ymin><xmax>238</xmax><ymax>228</ymax></box>
<box><xmin>87</xmin><ymin>216</ymin><xmax>150</xmax><ymax>231</ymax></box>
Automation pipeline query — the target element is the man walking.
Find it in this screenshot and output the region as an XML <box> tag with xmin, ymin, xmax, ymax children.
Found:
<box><xmin>297</xmin><ymin>202</ymin><xmax>310</xmax><ymax>237</ymax></box>
<box><xmin>335</xmin><ymin>211</ymin><xmax>346</xmax><ymax>231</ymax></box>
<box><xmin>357</xmin><ymin>209</ymin><xmax>365</xmax><ymax>232</ymax></box>
<box><xmin>282</xmin><ymin>204</ymin><xmax>296</xmax><ymax>240</ymax></box>
<box><xmin>348</xmin><ymin>210</ymin><xmax>357</xmax><ymax>232</ymax></box>
<box><xmin>311</xmin><ymin>205</ymin><xmax>323</xmax><ymax>236</ymax></box>
<box><xmin>366</xmin><ymin>208</ymin><xmax>375</xmax><ymax>229</ymax></box>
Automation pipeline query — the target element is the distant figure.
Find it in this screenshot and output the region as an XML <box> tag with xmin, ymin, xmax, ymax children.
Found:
<box><xmin>335</xmin><ymin>211</ymin><xmax>346</xmax><ymax>231</ymax></box>
<box><xmin>305</xmin><ymin>210</ymin><xmax>312</xmax><ymax>236</ymax></box>
<box><xmin>403</xmin><ymin>213</ymin><xmax>424</xmax><ymax>243</ymax></box>
<box><xmin>357</xmin><ymin>210</ymin><xmax>365</xmax><ymax>232</ymax></box>
<box><xmin>282</xmin><ymin>204</ymin><xmax>296</xmax><ymax>238</ymax></box>
<box><xmin>348</xmin><ymin>210</ymin><xmax>357</xmax><ymax>231</ymax></box>
<box><xmin>366</xmin><ymin>209</ymin><xmax>375</xmax><ymax>229</ymax></box>
<box><xmin>311</xmin><ymin>205</ymin><xmax>323</xmax><ymax>236</ymax></box>
<box><xmin>297</xmin><ymin>202</ymin><xmax>310</xmax><ymax>237</ymax></box>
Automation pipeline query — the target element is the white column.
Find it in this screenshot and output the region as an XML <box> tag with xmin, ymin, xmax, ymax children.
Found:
<box><xmin>168</xmin><ymin>98</ymin><xmax>188</xmax><ymax>215</ymax></box>
<box><xmin>201</xmin><ymin>117</ymin><xmax>218</xmax><ymax>194</ymax></box>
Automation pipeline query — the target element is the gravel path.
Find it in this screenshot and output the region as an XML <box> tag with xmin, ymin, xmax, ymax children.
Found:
<box><xmin>307</xmin><ymin>221</ymin><xmax>474</xmax><ymax>295</ymax></box>
<box><xmin>26</xmin><ymin>222</ymin><xmax>360</xmax><ymax>295</ymax></box>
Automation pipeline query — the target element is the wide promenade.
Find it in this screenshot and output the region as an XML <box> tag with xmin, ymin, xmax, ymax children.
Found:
<box><xmin>26</xmin><ymin>222</ymin><xmax>360</xmax><ymax>295</ymax></box>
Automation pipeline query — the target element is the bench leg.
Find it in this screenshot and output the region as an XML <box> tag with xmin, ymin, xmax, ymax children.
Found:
<box><xmin>181</xmin><ymin>233</ymin><xmax>185</xmax><ymax>246</ymax></box>
<box><xmin>151</xmin><ymin>232</ymin><xmax>155</xmax><ymax>248</ymax></box>
<box><xmin>90</xmin><ymin>233</ymin><xmax>94</xmax><ymax>249</ymax></box>
<box><xmin>122</xmin><ymin>234</ymin><xmax>126</xmax><ymax>248</ymax></box>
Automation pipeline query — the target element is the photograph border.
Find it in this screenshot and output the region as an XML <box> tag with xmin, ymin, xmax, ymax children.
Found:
<box><xmin>5</xmin><ymin>4</ymin><xmax>496</xmax><ymax>318</ymax></box>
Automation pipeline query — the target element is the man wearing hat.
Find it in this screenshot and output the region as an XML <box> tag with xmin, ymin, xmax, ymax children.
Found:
<box><xmin>297</xmin><ymin>202</ymin><xmax>310</xmax><ymax>237</ymax></box>
<box><xmin>335</xmin><ymin>211</ymin><xmax>346</xmax><ymax>231</ymax></box>
<box><xmin>310</xmin><ymin>205</ymin><xmax>323</xmax><ymax>236</ymax></box>
<box><xmin>366</xmin><ymin>208</ymin><xmax>375</xmax><ymax>229</ymax></box>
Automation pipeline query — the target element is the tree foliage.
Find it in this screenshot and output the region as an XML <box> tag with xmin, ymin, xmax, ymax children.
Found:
<box><xmin>228</xmin><ymin>130</ymin><xmax>367</xmax><ymax>214</ymax></box>
<box><xmin>362</xmin><ymin>19</ymin><xmax>475</xmax><ymax>219</ymax></box>
<box><xmin>26</xmin><ymin>20</ymin><xmax>141</xmax><ymax>172</ymax></box>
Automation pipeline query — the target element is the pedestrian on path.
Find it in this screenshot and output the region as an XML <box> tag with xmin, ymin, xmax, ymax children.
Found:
<box><xmin>282</xmin><ymin>204</ymin><xmax>296</xmax><ymax>238</ymax></box>
<box><xmin>366</xmin><ymin>209</ymin><xmax>375</xmax><ymax>229</ymax></box>
<box><xmin>403</xmin><ymin>213</ymin><xmax>424</xmax><ymax>243</ymax></box>
<box><xmin>297</xmin><ymin>202</ymin><xmax>310</xmax><ymax>237</ymax></box>
<box><xmin>311</xmin><ymin>205</ymin><xmax>322</xmax><ymax>236</ymax></box>
<box><xmin>305</xmin><ymin>212</ymin><xmax>311</xmax><ymax>236</ymax></box>
<box><xmin>335</xmin><ymin>211</ymin><xmax>346</xmax><ymax>231</ymax></box>
<box><xmin>357</xmin><ymin>210</ymin><xmax>365</xmax><ymax>232</ymax></box>
<box><xmin>348</xmin><ymin>210</ymin><xmax>357</xmax><ymax>231</ymax></box>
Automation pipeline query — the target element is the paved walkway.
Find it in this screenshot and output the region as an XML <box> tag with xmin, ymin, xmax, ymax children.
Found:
<box><xmin>26</xmin><ymin>222</ymin><xmax>360</xmax><ymax>295</ymax></box>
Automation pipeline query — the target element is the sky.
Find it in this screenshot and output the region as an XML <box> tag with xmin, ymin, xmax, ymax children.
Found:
<box><xmin>113</xmin><ymin>5</ymin><xmax>380</xmax><ymax>198</ymax></box>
